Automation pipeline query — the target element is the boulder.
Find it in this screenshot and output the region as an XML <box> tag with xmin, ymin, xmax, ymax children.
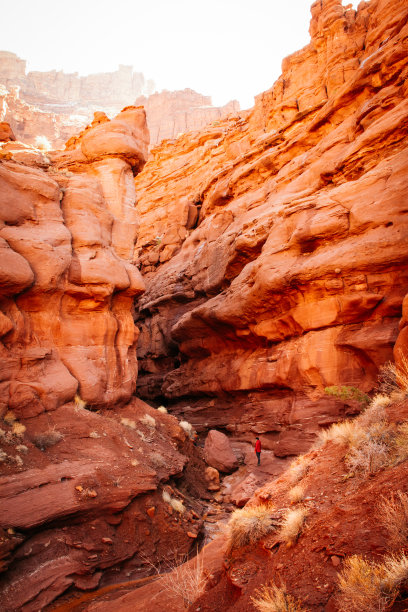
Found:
<box><xmin>204</xmin><ymin>430</ymin><xmax>238</xmax><ymax>473</ymax></box>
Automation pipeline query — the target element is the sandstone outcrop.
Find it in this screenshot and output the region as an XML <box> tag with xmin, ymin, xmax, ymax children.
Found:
<box><xmin>134</xmin><ymin>0</ymin><xmax>408</xmax><ymax>456</ymax></box>
<box><xmin>135</xmin><ymin>89</ymin><xmax>240</xmax><ymax>147</ymax></box>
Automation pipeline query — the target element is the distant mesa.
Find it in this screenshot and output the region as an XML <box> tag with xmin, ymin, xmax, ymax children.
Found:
<box><xmin>0</xmin><ymin>51</ymin><xmax>240</xmax><ymax>149</ymax></box>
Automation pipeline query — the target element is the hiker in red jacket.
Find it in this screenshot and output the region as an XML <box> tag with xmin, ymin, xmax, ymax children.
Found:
<box><xmin>255</xmin><ymin>437</ymin><xmax>261</xmax><ymax>466</ymax></box>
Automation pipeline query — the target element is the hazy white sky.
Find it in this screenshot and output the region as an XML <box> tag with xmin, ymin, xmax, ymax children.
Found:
<box><xmin>2</xmin><ymin>0</ymin><xmax>359</xmax><ymax>109</ymax></box>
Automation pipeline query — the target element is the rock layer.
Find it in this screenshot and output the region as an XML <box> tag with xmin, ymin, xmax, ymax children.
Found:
<box><xmin>134</xmin><ymin>0</ymin><xmax>408</xmax><ymax>455</ymax></box>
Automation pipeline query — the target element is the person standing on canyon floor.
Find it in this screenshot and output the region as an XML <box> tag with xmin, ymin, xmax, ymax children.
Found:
<box><xmin>255</xmin><ymin>437</ymin><xmax>262</xmax><ymax>466</ymax></box>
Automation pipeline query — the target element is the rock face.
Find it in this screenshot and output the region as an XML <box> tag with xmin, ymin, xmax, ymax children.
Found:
<box><xmin>204</xmin><ymin>430</ymin><xmax>239</xmax><ymax>473</ymax></box>
<box><xmin>135</xmin><ymin>89</ymin><xmax>240</xmax><ymax>147</ymax></box>
<box><xmin>134</xmin><ymin>0</ymin><xmax>408</xmax><ymax>456</ymax></box>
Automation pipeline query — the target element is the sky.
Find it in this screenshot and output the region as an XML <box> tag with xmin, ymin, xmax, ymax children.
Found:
<box><xmin>1</xmin><ymin>0</ymin><xmax>360</xmax><ymax>110</ymax></box>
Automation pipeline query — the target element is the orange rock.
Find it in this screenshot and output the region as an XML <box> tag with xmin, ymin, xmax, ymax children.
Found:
<box><xmin>146</xmin><ymin>506</ymin><xmax>156</xmax><ymax>518</ymax></box>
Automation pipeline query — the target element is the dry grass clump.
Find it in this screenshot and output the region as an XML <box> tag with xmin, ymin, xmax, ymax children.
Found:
<box><xmin>170</xmin><ymin>498</ymin><xmax>185</xmax><ymax>514</ymax></box>
<box><xmin>226</xmin><ymin>504</ymin><xmax>282</xmax><ymax>554</ymax></box>
<box><xmin>337</xmin><ymin>553</ymin><xmax>408</xmax><ymax>612</ymax></box>
<box><xmin>162</xmin><ymin>490</ymin><xmax>172</xmax><ymax>504</ymax></box>
<box><xmin>157</xmin><ymin>405</ymin><xmax>168</xmax><ymax>414</ymax></box>
<box><xmin>35</xmin><ymin>135</ymin><xmax>51</xmax><ymax>151</ymax></box>
<box><xmin>16</xmin><ymin>444</ymin><xmax>28</xmax><ymax>454</ymax></box>
<box><xmin>140</xmin><ymin>414</ymin><xmax>156</xmax><ymax>428</ymax></box>
<box><xmin>378</xmin><ymin>491</ymin><xmax>408</xmax><ymax>551</ymax></box>
<box><xmin>179</xmin><ymin>420</ymin><xmax>194</xmax><ymax>438</ymax></box>
<box><xmin>121</xmin><ymin>417</ymin><xmax>136</xmax><ymax>429</ymax></box>
<box><xmin>251</xmin><ymin>582</ymin><xmax>308</xmax><ymax>612</ymax></box>
<box><xmin>316</xmin><ymin>420</ymin><xmax>364</xmax><ymax>448</ymax></box>
<box><xmin>3</xmin><ymin>411</ymin><xmax>16</xmax><ymax>425</ymax></box>
<box><xmin>157</xmin><ymin>551</ymin><xmax>206</xmax><ymax>609</ymax></box>
<box><xmin>357</xmin><ymin>396</ymin><xmax>389</xmax><ymax>428</ymax></box>
<box><xmin>150</xmin><ymin>451</ymin><xmax>166</xmax><ymax>468</ymax></box>
<box><xmin>33</xmin><ymin>430</ymin><xmax>63</xmax><ymax>450</ymax></box>
<box><xmin>279</xmin><ymin>507</ymin><xmax>309</xmax><ymax>546</ymax></box>
<box><xmin>288</xmin><ymin>455</ymin><xmax>312</xmax><ymax>484</ymax></box>
<box><xmin>288</xmin><ymin>484</ymin><xmax>306</xmax><ymax>504</ymax></box>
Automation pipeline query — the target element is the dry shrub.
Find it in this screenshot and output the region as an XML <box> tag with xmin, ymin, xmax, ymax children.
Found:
<box><xmin>33</xmin><ymin>430</ymin><xmax>63</xmax><ymax>450</ymax></box>
<box><xmin>288</xmin><ymin>455</ymin><xmax>312</xmax><ymax>484</ymax></box>
<box><xmin>140</xmin><ymin>414</ymin><xmax>156</xmax><ymax>428</ymax></box>
<box><xmin>251</xmin><ymin>581</ymin><xmax>308</xmax><ymax>612</ymax></box>
<box><xmin>157</xmin><ymin>406</ymin><xmax>168</xmax><ymax>414</ymax></box>
<box><xmin>16</xmin><ymin>444</ymin><xmax>28</xmax><ymax>454</ymax></box>
<box><xmin>379</xmin><ymin>355</ymin><xmax>408</xmax><ymax>397</ymax></box>
<box><xmin>279</xmin><ymin>507</ymin><xmax>309</xmax><ymax>546</ymax></box>
<box><xmin>11</xmin><ymin>422</ymin><xmax>26</xmax><ymax>437</ymax></box>
<box><xmin>378</xmin><ymin>491</ymin><xmax>408</xmax><ymax>551</ymax></box>
<box><xmin>288</xmin><ymin>485</ymin><xmax>306</xmax><ymax>504</ymax></box>
<box><xmin>179</xmin><ymin>420</ymin><xmax>193</xmax><ymax>438</ymax></box>
<box><xmin>337</xmin><ymin>553</ymin><xmax>408</xmax><ymax>612</ymax></box>
<box><xmin>226</xmin><ymin>504</ymin><xmax>282</xmax><ymax>554</ymax></box>
<box><xmin>345</xmin><ymin>420</ymin><xmax>408</xmax><ymax>475</ymax></box>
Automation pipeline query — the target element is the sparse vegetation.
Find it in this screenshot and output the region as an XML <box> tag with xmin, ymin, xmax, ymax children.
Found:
<box><xmin>378</xmin><ymin>491</ymin><xmax>408</xmax><ymax>551</ymax></box>
<box><xmin>324</xmin><ymin>385</ymin><xmax>370</xmax><ymax>406</ymax></box>
<box><xmin>251</xmin><ymin>581</ymin><xmax>308</xmax><ymax>612</ymax></box>
<box><xmin>33</xmin><ymin>430</ymin><xmax>63</xmax><ymax>450</ymax></box>
<box><xmin>162</xmin><ymin>490</ymin><xmax>172</xmax><ymax>504</ymax></box>
<box><xmin>279</xmin><ymin>507</ymin><xmax>309</xmax><ymax>546</ymax></box>
<box><xmin>226</xmin><ymin>504</ymin><xmax>282</xmax><ymax>554</ymax></box>
<box><xmin>157</xmin><ymin>406</ymin><xmax>168</xmax><ymax>414</ymax></box>
<box><xmin>337</xmin><ymin>553</ymin><xmax>408</xmax><ymax>612</ymax></box>
<box><xmin>288</xmin><ymin>484</ymin><xmax>306</xmax><ymax>504</ymax></box>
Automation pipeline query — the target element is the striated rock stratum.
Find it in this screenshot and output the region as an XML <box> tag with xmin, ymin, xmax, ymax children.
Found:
<box><xmin>134</xmin><ymin>0</ymin><xmax>408</xmax><ymax>455</ymax></box>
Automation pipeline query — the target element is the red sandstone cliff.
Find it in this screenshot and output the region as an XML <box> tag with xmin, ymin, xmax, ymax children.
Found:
<box><xmin>134</xmin><ymin>0</ymin><xmax>408</xmax><ymax>456</ymax></box>
<box><xmin>0</xmin><ymin>110</ymin><xmax>208</xmax><ymax>610</ymax></box>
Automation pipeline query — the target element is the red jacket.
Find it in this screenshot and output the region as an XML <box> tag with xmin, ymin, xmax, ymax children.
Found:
<box><xmin>255</xmin><ymin>439</ymin><xmax>261</xmax><ymax>453</ymax></box>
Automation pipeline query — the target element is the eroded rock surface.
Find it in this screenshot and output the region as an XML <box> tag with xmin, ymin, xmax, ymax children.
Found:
<box><xmin>134</xmin><ymin>0</ymin><xmax>408</xmax><ymax>455</ymax></box>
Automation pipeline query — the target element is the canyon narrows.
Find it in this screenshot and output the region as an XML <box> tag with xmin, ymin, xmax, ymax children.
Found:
<box><xmin>0</xmin><ymin>0</ymin><xmax>408</xmax><ymax>610</ymax></box>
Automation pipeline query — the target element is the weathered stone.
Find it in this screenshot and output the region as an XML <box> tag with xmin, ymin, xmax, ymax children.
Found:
<box><xmin>204</xmin><ymin>430</ymin><xmax>238</xmax><ymax>473</ymax></box>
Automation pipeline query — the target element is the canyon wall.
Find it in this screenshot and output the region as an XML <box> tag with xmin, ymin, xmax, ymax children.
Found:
<box><xmin>135</xmin><ymin>89</ymin><xmax>240</xmax><ymax>146</ymax></box>
<box><xmin>134</xmin><ymin>0</ymin><xmax>408</xmax><ymax>456</ymax></box>
<box><xmin>0</xmin><ymin>52</ymin><xmax>240</xmax><ymax>149</ymax></box>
